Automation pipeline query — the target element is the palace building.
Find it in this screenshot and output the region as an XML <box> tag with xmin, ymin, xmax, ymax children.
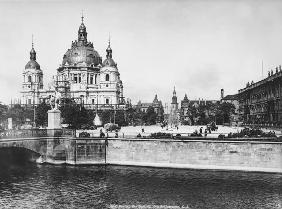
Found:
<box><xmin>21</xmin><ymin>16</ymin><xmax>125</xmax><ymax>110</ymax></box>
<box><xmin>238</xmin><ymin>65</ymin><xmax>282</xmax><ymax>125</ymax></box>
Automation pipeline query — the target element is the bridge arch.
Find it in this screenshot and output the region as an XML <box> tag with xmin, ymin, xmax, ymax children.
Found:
<box><xmin>0</xmin><ymin>147</ymin><xmax>41</xmax><ymax>164</ymax></box>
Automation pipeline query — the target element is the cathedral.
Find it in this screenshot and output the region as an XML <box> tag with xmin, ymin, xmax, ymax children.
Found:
<box><xmin>21</xmin><ymin>16</ymin><xmax>125</xmax><ymax>110</ymax></box>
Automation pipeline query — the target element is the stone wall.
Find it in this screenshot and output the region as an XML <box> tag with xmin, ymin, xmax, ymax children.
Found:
<box><xmin>106</xmin><ymin>139</ymin><xmax>282</xmax><ymax>173</ymax></box>
<box><xmin>1</xmin><ymin>137</ymin><xmax>282</xmax><ymax>172</ymax></box>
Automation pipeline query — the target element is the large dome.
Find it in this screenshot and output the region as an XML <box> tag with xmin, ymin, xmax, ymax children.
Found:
<box><xmin>62</xmin><ymin>43</ymin><xmax>102</xmax><ymax>66</ymax></box>
<box><xmin>61</xmin><ymin>20</ymin><xmax>102</xmax><ymax>67</ymax></box>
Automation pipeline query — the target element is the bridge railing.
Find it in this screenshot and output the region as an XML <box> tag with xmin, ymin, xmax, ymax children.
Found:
<box><xmin>0</xmin><ymin>128</ymin><xmax>75</xmax><ymax>139</ymax></box>
<box><xmin>0</xmin><ymin>129</ymin><xmax>47</xmax><ymax>139</ymax></box>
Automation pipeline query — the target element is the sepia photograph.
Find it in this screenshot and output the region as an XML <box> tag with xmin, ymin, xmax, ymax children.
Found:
<box><xmin>0</xmin><ymin>0</ymin><xmax>282</xmax><ymax>208</ymax></box>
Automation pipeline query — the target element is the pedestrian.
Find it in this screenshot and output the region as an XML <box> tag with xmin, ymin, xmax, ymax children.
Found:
<box><xmin>100</xmin><ymin>129</ymin><xmax>105</xmax><ymax>138</ymax></box>
<box><xmin>200</xmin><ymin>127</ymin><xmax>203</xmax><ymax>134</ymax></box>
<box><xmin>204</xmin><ymin>129</ymin><xmax>207</xmax><ymax>137</ymax></box>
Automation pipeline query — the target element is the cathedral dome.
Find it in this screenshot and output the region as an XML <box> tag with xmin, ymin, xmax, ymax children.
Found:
<box><xmin>62</xmin><ymin>44</ymin><xmax>102</xmax><ymax>66</ymax></box>
<box><xmin>61</xmin><ymin>17</ymin><xmax>102</xmax><ymax>67</ymax></box>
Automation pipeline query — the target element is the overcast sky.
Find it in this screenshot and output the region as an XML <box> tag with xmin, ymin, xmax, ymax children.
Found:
<box><xmin>1</xmin><ymin>0</ymin><xmax>282</xmax><ymax>105</ymax></box>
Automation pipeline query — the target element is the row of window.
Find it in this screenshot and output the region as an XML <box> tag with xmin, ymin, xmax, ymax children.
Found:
<box><xmin>92</xmin><ymin>98</ymin><xmax>110</xmax><ymax>104</ymax></box>
<box><xmin>71</xmin><ymin>73</ymin><xmax>110</xmax><ymax>84</ymax></box>
<box><xmin>24</xmin><ymin>75</ymin><xmax>42</xmax><ymax>83</ymax></box>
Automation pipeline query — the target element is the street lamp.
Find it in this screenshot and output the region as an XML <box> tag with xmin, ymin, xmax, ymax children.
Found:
<box><xmin>33</xmin><ymin>85</ymin><xmax>36</xmax><ymax>128</ymax></box>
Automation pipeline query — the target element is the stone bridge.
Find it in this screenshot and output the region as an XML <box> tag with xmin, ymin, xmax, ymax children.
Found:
<box><xmin>0</xmin><ymin>137</ymin><xmax>106</xmax><ymax>164</ymax></box>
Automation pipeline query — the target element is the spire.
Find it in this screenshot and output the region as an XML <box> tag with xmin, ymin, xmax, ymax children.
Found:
<box><xmin>81</xmin><ymin>10</ymin><xmax>84</xmax><ymax>23</ymax></box>
<box><xmin>183</xmin><ymin>94</ymin><xmax>189</xmax><ymax>102</ymax></box>
<box><xmin>106</xmin><ymin>35</ymin><xmax>113</xmax><ymax>58</ymax></box>
<box><xmin>172</xmin><ymin>87</ymin><xmax>177</xmax><ymax>104</ymax></box>
<box><xmin>30</xmin><ymin>34</ymin><xmax>36</xmax><ymax>61</ymax></box>
<box><xmin>78</xmin><ymin>13</ymin><xmax>87</xmax><ymax>44</ymax></box>
<box><xmin>153</xmin><ymin>94</ymin><xmax>158</xmax><ymax>103</ymax></box>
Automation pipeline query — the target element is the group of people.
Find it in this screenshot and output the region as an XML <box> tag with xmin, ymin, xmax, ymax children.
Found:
<box><xmin>191</xmin><ymin>126</ymin><xmax>215</xmax><ymax>137</ymax></box>
<box><xmin>99</xmin><ymin>128</ymin><xmax>119</xmax><ymax>138</ymax></box>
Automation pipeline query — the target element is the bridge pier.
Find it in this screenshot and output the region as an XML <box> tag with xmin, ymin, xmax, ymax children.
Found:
<box><xmin>47</xmin><ymin>109</ymin><xmax>62</xmax><ymax>137</ymax></box>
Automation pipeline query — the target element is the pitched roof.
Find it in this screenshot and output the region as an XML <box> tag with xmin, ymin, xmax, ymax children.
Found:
<box><xmin>222</xmin><ymin>94</ymin><xmax>238</xmax><ymax>101</ymax></box>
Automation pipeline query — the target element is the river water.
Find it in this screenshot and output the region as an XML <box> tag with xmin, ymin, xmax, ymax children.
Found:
<box><xmin>0</xmin><ymin>162</ymin><xmax>282</xmax><ymax>209</ymax></box>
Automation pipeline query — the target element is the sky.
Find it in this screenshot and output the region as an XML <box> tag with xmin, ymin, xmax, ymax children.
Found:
<box><xmin>1</xmin><ymin>0</ymin><xmax>282</xmax><ymax>105</ymax></box>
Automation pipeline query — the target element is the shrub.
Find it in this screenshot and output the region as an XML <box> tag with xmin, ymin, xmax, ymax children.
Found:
<box><xmin>79</xmin><ymin>131</ymin><xmax>90</xmax><ymax>138</ymax></box>
<box><xmin>150</xmin><ymin>132</ymin><xmax>173</xmax><ymax>139</ymax></box>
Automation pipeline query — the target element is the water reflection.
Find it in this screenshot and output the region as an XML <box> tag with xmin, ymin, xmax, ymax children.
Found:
<box><xmin>0</xmin><ymin>162</ymin><xmax>281</xmax><ymax>209</ymax></box>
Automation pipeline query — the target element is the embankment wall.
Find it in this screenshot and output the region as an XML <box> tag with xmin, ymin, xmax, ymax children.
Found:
<box><xmin>106</xmin><ymin>139</ymin><xmax>282</xmax><ymax>173</ymax></box>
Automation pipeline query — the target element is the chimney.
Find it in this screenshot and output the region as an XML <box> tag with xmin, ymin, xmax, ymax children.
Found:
<box><xmin>221</xmin><ymin>89</ymin><xmax>224</xmax><ymax>99</ymax></box>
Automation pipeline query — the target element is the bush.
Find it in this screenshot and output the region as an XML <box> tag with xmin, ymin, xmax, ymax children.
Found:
<box><xmin>79</xmin><ymin>131</ymin><xmax>90</xmax><ymax>138</ymax></box>
<box><xmin>150</xmin><ymin>132</ymin><xmax>173</xmax><ymax>139</ymax></box>
<box><xmin>190</xmin><ymin>132</ymin><xmax>202</xmax><ymax>137</ymax></box>
<box><xmin>218</xmin><ymin>134</ymin><xmax>225</xmax><ymax>139</ymax></box>
<box><xmin>226</xmin><ymin>128</ymin><xmax>277</xmax><ymax>138</ymax></box>
<box><xmin>175</xmin><ymin>133</ymin><xmax>182</xmax><ymax>139</ymax></box>
<box><xmin>104</xmin><ymin>123</ymin><xmax>120</xmax><ymax>132</ymax></box>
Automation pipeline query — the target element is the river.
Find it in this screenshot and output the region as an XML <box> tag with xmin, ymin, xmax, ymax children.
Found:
<box><xmin>0</xmin><ymin>161</ymin><xmax>282</xmax><ymax>208</ymax></box>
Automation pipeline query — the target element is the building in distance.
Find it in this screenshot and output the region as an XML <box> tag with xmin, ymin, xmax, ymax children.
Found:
<box><xmin>238</xmin><ymin>65</ymin><xmax>282</xmax><ymax>126</ymax></box>
<box><xmin>20</xmin><ymin>15</ymin><xmax>125</xmax><ymax>110</ymax></box>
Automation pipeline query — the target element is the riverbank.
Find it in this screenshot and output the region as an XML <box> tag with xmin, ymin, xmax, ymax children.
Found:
<box><xmin>1</xmin><ymin>136</ymin><xmax>282</xmax><ymax>173</ymax></box>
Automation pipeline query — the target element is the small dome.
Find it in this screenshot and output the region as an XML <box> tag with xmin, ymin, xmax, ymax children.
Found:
<box><xmin>102</xmin><ymin>57</ymin><xmax>116</xmax><ymax>67</ymax></box>
<box><xmin>25</xmin><ymin>60</ymin><xmax>40</xmax><ymax>70</ymax></box>
<box><xmin>30</xmin><ymin>47</ymin><xmax>36</xmax><ymax>54</ymax></box>
<box><xmin>79</xmin><ymin>22</ymin><xmax>86</xmax><ymax>30</ymax></box>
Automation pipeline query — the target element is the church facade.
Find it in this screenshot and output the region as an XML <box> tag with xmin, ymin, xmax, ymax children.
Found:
<box><xmin>21</xmin><ymin>16</ymin><xmax>125</xmax><ymax>110</ymax></box>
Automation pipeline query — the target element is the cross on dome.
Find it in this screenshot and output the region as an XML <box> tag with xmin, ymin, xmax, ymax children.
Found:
<box><xmin>81</xmin><ymin>10</ymin><xmax>84</xmax><ymax>23</ymax></box>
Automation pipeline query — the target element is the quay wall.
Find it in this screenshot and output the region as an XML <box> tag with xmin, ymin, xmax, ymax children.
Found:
<box><xmin>1</xmin><ymin>137</ymin><xmax>282</xmax><ymax>172</ymax></box>
<box><xmin>106</xmin><ymin>139</ymin><xmax>282</xmax><ymax>173</ymax></box>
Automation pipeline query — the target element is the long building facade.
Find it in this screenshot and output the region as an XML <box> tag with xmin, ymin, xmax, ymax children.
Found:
<box><xmin>21</xmin><ymin>16</ymin><xmax>125</xmax><ymax>110</ymax></box>
<box><xmin>238</xmin><ymin>66</ymin><xmax>282</xmax><ymax>125</ymax></box>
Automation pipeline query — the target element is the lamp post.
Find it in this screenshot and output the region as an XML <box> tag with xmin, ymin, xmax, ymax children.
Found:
<box><xmin>33</xmin><ymin>88</ymin><xmax>36</xmax><ymax>128</ymax></box>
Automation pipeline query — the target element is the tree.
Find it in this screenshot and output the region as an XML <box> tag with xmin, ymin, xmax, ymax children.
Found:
<box><xmin>0</xmin><ymin>103</ymin><xmax>8</xmax><ymax>130</ymax></box>
<box><xmin>60</xmin><ymin>99</ymin><xmax>81</xmax><ymax>128</ymax></box>
<box><xmin>35</xmin><ymin>101</ymin><xmax>51</xmax><ymax>127</ymax></box>
<box><xmin>6</xmin><ymin>104</ymin><xmax>26</xmax><ymax>127</ymax></box>
<box><xmin>144</xmin><ymin>106</ymin><xmax>157</xmax><ymax>125</ymax></box>
<box><xmin>101</xmin><ymin>110</ymin><xmax>111</xmax><ymax>125</ymax></box>
<box><xmin>216</xmin><ymin>102</ymin><xmax>235</xmax><ymax>125</ymax></box>
<box><xmin>115</xmin><ymin>110</ymin><xmax>128</xmax><ymax>126</ymax></box>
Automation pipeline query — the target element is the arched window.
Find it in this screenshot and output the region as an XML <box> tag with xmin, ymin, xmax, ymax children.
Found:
<box><xmin>106</xmin><ymin>98</ymin><xmax>109</xmax><ymax>104</ymax></box>
<box><xmin>105</xmin><ymin>74</ymin><xmax>110</xmax><ymax>81</ymax></box>
<box><xmin>28</xmin><ymin>76</ymin><xmax>32</xmax><ymax>82</ymax></box>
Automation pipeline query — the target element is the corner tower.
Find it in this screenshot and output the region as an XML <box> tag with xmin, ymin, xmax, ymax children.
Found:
<box><xmin>100</xmin><ymin>39</ymin><xmax>124</xmax><ymax>106</ymax></box>
<box><xmin>21</xmin><ymin>37</ymin><xmax>43</xmax><ymax>106</ymax></box>
<box><xmin>169</xmin><ymin>87</ymin><xmax>179</xmax><ymax>127</ymax></box>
